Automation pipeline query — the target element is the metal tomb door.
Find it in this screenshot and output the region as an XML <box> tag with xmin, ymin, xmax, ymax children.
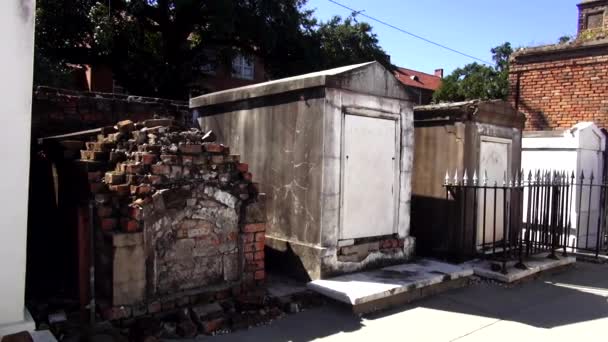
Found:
<box><xmin>341</xmin><ymin>113</ymin><xmax>398</xmax><ymax>240</ymax></box>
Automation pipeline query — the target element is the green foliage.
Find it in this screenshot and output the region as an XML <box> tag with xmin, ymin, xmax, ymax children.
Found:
<box><xmin>311</xmin><ymin>16</ymin><xmax>393</xmax><ymax>71</ymax></box>
<box><xmin>33</xmin><ymin>0</ymin><xmax>96</xmax><ymax>86</ymax></box>
<box><xmin>558</xmin><ymin>35</ymin><xmax>573</xmax><ymax>44</ymax></box>
<box><xmin>34</xmin><ymin>0</ymin><xmax>391</xmax><ymax>99</ymax></box>
<box><xmin>432</xmin><ymin>42</ymin><xmax>513</xmax><ymax>103</ymax></box>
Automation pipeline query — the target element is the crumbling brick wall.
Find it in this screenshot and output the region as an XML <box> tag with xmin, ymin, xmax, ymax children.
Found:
<box><xmin>338</xmin><ymin>237</ymin><xmax>407</xmax><ymax>263</ymax></box>
<box><xmin>509</xmin><ymin>46</ymin><xmax>608</xmax><ymax>130</ymax></box>
<box><xmin>32</xmin><ymin>86</ymin><xmax>190</xmax><ymax>139</ymax></box>
<box><xmin>71</xmin><ymin>118</ymin><xmax>265</xmax><ymax>320</ymax></box>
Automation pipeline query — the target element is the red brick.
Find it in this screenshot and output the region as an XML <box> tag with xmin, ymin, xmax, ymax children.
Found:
<box><xmin>242</xmin><ymin>223</ymin><xmax>265</xmax><ymax>233</ymax></box>
<box><xmin>182</xmin><ymin>155</ymin><xmax>194</xmax><ymax>165</ymax></box>
<box><xmin>201</xmin><ymin>318</ymin><xmax>225</xmax><ymax>334</ymax></box>
<box><xmin>141</xmin><ymin>152</ymin><xmax>157</xmax><ymax>165</ymax></box>
<box><xmin>226</xmin><ymin>231</ymin><xmax>238</xmax><ymax>241</ymax></box>
<box><xmin>126</xmin><ymin>174</ymin><xmax>143</xmax><ymax>185</ymax></box>
<box><xmin>97</xmin><ymin>205</ymin><xmax>113</xmax><ymax>218</ymax></box>
<box><xmin>90</xmin><ymin>182</ymin><xmax>107</xmax><ymax>194</ymax></box>
<box><xmin>160</xmin><ymin>154</ymin><xmax>179</xmax><ymax>164</ymax></box>
<box><xmin>204</xmin><ymin>143</ymin><xmax>224</xmax><ymax>153</ymax></box>
<box><xmin>179</xmin><ymin>144</ymin><xmax>203</xmax><ymax>154</ymax></box>
<box><xmin>254</xmin><ymin>270</ymin><xmax>265</xmax><ymax>280</ymax></box>
<box><xmin>161</xmin><ymin>299</ymin><xmax>176</xmax><ymax>311</ymax></box>
<box><xmin>117</xmin><ymin>119</ymin><xmax>134</xmax><ymax>133</ymax></box>
<box><xmin>247</xmin><ymin>260</ymin><xmax>264</xmax><ymax>271</ymax></box>
<box><xmin>151</xmin><ymin>163</ymin><xmax>170</xmax><ymax>175</ymax></box>
<box><xmin>122</xmin><ymin>218</ymin><xmax>140</xmax><ymax>232</ymax></box>
<box><xmin>129</xmin><ymin>205</ymin><xmax>143</xmax><ymax>221</ymax></box>
<box><xmin>243</xmin><ymin>172</ymin><xmax>253</xmax><ymax>182</ymax></box>
<box><xmin>148</xmin><ymin>174</ymin><xmax>163</xmax><ymax>185</ymax></box>
<box><xmin>243</xmin><ymin>233</ymin><xmax>255</xmax><ymax>243</ymax></box>
<box><xmin>236</xmin><ymin>163</ymin><xmax>249</xmax><ymax>173</ymax></box>
<box><xmin>101</xmin><ymin>218</ymin><xmax>117</xmax><ymax>231</ymax></box>
<box><xmin>86</xmin><ymin>141</ymin><xmax>108</xmax><ymax>152</ymax></box>
<box><xmin>110</xmin><ymin>184</ymin><xmax>130</xmax><ymax>196</ymax></box>
<box><xmin>244</xmin><ymin>243</ymin><xmax>255</xmax><ymax>253</ymax></box>
<box><xmin>211</xmin><ymin>155</ymin><xmax>224</xmax><ymax>164</ymax></box>
<box><xmin>254</xmin><ymin>251</ymin><xmax>264</xmax><ymax>260</ymax></box>
<box><xmin>215</xmin><ymin>289</ymin><xmax>231</xmax><ymax>300</ymax></box>
<box><xmin>81</xmin><ymin>150</ymin><xmax>108</xmax><ymax>161</ymax></box>
<box><xmin>254</xmin><ymin>232</ymin><xmax>265</xmax><ymax>242</ymax></box>
<box><xmin>244</xmin><ymin>252</ymin><xmax>254</xmax><ymax>261</ymax></box>
<box><xmin>254</xmin><ymin>241</ymin><xmax>264</xmax><ymax>251</ymax></box>
<box><xmin>88</xmin><ymin>171</ymin><xmax>103</xmax><ymax>182</ymax></box>
<box><xmin>102</xmin><ymin>306</ymin><xmax>131</xmax><ymax>320</ymax></box>
<box><xmin>130</xmin><ymin>184</ymin><xmax>153</xmax><ymax>196</ymax></box>
<box><xmin>105</xmin><ymin>171</ymin><xmax>125</xmax><ymax>185</ymax></box>
<box><xmin>148</xmin><ymin>301</ymin><xmax>161</xmax><ymax>314</ymax></box>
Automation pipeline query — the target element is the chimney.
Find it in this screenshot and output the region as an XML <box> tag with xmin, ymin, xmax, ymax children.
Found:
<box><xmin>434</xmin><ymin>69</ymin><xmax>444</xmax><ymax>79</ymax></box>
<box><xmin>577</xmin><ymin>0</ymin><xmax>608</xmax><ymax>35</ymax></box>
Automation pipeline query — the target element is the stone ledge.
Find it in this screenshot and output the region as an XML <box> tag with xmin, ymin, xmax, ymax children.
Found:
<box><xmin>0</xmin><ymin>309</ymin><xmax>36</xmax><ymax>338</ymax></box>
<box><xmin>307</xmin><ymin>259</ymin><xmax>473</xmax><ymax>308</ymax></box>
<box><xmin>466</xmin><ymin>253</ymin><xmax>576</xmax><ymax>283</ymax></box>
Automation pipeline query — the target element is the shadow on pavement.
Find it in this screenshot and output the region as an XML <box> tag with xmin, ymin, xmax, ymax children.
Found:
<box><xmin>204</xmin><ymin>262</ymin><xmax>608</xmax><ymax>341</ymax></box>
<box><xmin>366</xmin><ymin>261</ymin><xmax>608</xmax><ymax>329</ymax></box>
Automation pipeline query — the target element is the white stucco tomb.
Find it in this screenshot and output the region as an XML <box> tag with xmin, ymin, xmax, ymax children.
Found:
<box><xmin>522</xmin><ymin>122</ymin><xmax>606</xmax><ymax>250</ymax></box>
<box><xmin>0</xmin><ymin>0</ymin><xmax>37</xmax><ymax>337</ymax></box>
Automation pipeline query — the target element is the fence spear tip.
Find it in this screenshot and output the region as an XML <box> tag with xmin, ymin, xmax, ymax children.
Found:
<box><xmin>473</xmin><ymin>170</ymin><xmax>478</xmax><ymax>184</ymax></box>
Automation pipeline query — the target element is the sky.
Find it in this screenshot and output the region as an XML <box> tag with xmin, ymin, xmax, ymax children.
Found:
<box><xmin>304</xmin><ymin>0</ymin><xmax>581</xmax><ymax>75</ymax></box>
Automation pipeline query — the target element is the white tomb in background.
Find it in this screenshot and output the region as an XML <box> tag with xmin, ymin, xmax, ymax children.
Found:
<box><xmin>522</xmin><ymin>122</ymin><xmax>606</xmax><ymax>250</ymax></box>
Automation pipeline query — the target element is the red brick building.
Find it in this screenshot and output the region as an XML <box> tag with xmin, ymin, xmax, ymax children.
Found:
<box><xmin>72</xmin><ymin>54</ymin><xmax>266</xmax><ymax>97</ymax></box>
<box><xmin>394</xmin><ymin>67</ymin><xmax>443</xmax><ymax>105</ymax></box>
<box><xmin>509</xmin><ymin>0</ymin><xmax>608</xmax><ymax>130</ymax></box>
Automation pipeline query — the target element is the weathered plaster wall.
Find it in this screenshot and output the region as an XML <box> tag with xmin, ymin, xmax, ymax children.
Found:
<box><xmin>411</xmin><ymin>102</ymin><xmax>524</xmax><ymax>257</ymax></box>
<box><xmin>412</xmin><ymin>123</ymin><xmax>465</xmax><ymax>199</ymax></box>
<box><xmin>197</xmin><ymin>86</ymin><xmax>415</xmax><ymax>280</ymax></box>
<box><xmin>0</xmin><ymin>0</ymin><xmax>36</xmax><ymax>335</ymax></box>
<box><xmin>198</xmin><ymin>88</ymin><xmax>326</xmax><ymax>247</ymax></box>
<box><xmin>411</xmin><ymin>123</ymin><xmax>465</xmax><ymax>256</ymax></box>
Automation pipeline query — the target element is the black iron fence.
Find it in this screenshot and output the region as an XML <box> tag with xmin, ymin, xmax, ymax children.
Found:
<box><xmin>443</xmin><ymin>170</ymin><xmax>608</xmax><ymax>272</ymax></box>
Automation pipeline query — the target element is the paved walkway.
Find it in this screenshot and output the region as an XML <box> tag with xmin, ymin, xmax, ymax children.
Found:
<box><xmin>206</xmin><ymin>262</ymin><xmax>608</xmax><ymax>341</ymax></box>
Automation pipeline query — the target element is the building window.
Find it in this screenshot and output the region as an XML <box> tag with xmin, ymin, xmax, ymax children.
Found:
<box><xmin>200</xmin><ymin>62</ymin><xmax>216</xmax><ymax>75</ymax></box>
<box><xmin>199</xmin><ymin>51</ymin><xmax>217</xmax><ymax>75</ymax></box>
<box><xmin>586</xmin><ymin>12</ymin><xmax>604</xmax><ymax>30</ymax></box>
<box><xmin>232</xmin><ymin>55</ymin><xmax>254</xmax><ymax>80</ymax></box>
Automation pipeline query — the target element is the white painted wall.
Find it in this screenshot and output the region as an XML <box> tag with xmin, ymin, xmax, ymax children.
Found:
<box><xmin>0</xmin><ymin>0</ymin><xmax>36</xmax><ymax>335</ymax></box>
<box><xmin>522</xmin><ymin>122</ymin><xmax>606</xmax><ymax>250</ymax></box>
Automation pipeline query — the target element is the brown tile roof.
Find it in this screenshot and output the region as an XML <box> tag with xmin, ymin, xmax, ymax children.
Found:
<box><xmin>394</xmin><ymin>67</ymin><xmax>442</xmax><ymax>91</ymax></box>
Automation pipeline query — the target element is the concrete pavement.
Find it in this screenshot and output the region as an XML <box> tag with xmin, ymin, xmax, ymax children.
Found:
<box><xmin>201</xmin><ymin>262</ymin><xmax>608</xmax><ymax>341</ymax></box>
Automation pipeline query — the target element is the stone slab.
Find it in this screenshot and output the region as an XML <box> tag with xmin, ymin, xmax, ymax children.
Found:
<box><xmin>0</xmin><ymin>309</ymin><xmax>36</xmax><ymax>338</ymax></box>
<box><xmin>572</xmin><ymin>251</ymin><xmax>608</xmax><ymax>264</ymax></box>
<box><xmin>307</xmin><ymin>259</ymin><xmax>473</xmax><ymax>306</ymax></box>
<box><xmin>30</xmin><ymin>330</ymin><xmax>58</xmax><ymax>342</ymax></box>
<box><xmin>266</xmin><ymin>274</ymin><xmax>308</xmax><ymax>299</ymax></box>
<box><xmin>466</xmin><ymin>253</ymin><xmax>576</xmax><ymax>283</ymax></box>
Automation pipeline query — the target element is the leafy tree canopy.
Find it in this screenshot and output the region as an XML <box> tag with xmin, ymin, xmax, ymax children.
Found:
<box><xmin>34</xmin><ymin>0</ymin><xmax>392</xmax><ymax>99</ymax></box>
<box><xmin>432</xmin><ymin>42</ymin><xmax>513</xmax><ymax>103</ymax></box>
